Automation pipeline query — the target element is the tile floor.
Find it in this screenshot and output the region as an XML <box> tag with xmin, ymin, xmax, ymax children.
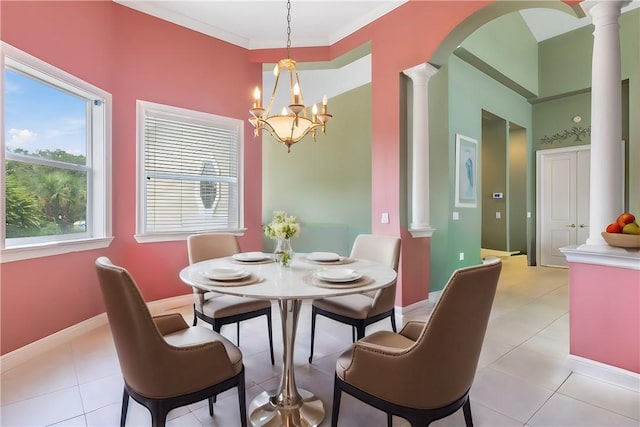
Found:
<box><xmin>1</xmin><ymin>255</ymin><xmax>639</xmax><ymax>427</ymax></box>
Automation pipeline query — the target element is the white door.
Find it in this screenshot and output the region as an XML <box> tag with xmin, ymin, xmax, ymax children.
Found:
<box><xmin>537</xmin><ymin>147</ymin><xmax>590</xmax><ymax>267</ymax></box>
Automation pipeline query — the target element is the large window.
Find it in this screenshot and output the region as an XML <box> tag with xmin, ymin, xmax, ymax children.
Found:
<box><xmin>1</xmin><ymin>43</ymin><xmax>112</xmax><ymax>262</ymax></box>
<box><xmin>135</xmin><ymin>101</ymin><xmax>243</xmax><ymax>242</ymax></box>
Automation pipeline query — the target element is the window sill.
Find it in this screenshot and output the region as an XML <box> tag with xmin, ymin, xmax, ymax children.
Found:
<box><xmin>134</xmin><ymin>229</ymin><xmax>248</xmax><ymax>243</ymax></box>
<box><xmin>1</xmin><ymin>237</ymin><xmax>114</xmax><ymax>263</ymax></box>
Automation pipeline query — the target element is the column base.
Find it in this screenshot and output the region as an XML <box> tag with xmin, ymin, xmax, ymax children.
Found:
<box><xmin>408</xmin><ymin>225</ymin><xmax>435</xmax><ymax>238</ymax></box>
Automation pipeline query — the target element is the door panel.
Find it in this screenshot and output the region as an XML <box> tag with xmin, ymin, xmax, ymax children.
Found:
<box><xmin>541</xmin><ymin>152</ymin><xmax>576</xmax><ymax>267</ymax></box>
<box><xmin>538</xmin><ymin>147</ymin><xmax>590</xmax><ymax>267</ymax></box>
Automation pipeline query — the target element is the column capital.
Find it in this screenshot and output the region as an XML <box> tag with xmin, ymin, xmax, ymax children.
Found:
<box><xmin>403</xmin><ymin>62</ymin><xmax>439</xmax><ymax>86</ymax></box>
<box><xmin>581</xmin><ymin>1</ymin><xmax>630</xmax><ymax>22</ymax></box>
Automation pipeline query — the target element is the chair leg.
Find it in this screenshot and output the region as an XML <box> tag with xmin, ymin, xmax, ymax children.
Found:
<box><xmin>192</xmin><ymin>304</ymin><xmax>198</xmax><ymax>326</ymax></box>
<box><xmin>266</xmin><ymin>310</ymin><xmax>275</xmax><ymax>365</ymax></box>
<box><xmin>208</xmin><ymin>397</ymin><xmax>214</xmax><ymax>416</ymax></box>
<box><xmin>355</xmin><ymin>323</ymin><xmax>366</xmax><ymax>340</ymax></box>
<box><xmin>309</xmin><ymin>306</ymin><xmax>317</xmax><ymax>363</ymax></box>
<box><xmin>462</xmin><ymin>398</ymin><xmax>473</xmax><ymax>427</ymax></box>
<box><xmin>387</xmin><ymin>412</ymin><xmax>392</xmax><ymax>427</ymax></box>
<box><xmin>238</xmin><ymin>370</ymin><xmax>248</xmax><ymax>427</ymax></box>
<box><xmin>331</xmin><ymin>381</ymin><xmax>342</xmax><ymax>427</ymax></box>
<box><xmin>236</xmin><ymin>321</ymin><xmax>240</xmax><ymax>346</ymax></box>
<box><xmin>150</xmin><ymin>401</ymin><xmax>168</xmax><ymax>427</ymax></box>
<box><xmin>390</xmin><ymin>310</ymin><xmax>397</xmax><ymax>332</ymax></box>
<box><xmin>120</xmin><ymin>388</ymin><xmax>129</xmax><ymax>427</ymax></box>
<box><xmin>352</xmin><ymin>326</ymin><xmax>356</xmax><ymax>343</ymax></box>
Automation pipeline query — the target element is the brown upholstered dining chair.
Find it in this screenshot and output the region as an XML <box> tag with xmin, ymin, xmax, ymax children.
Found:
<box><xmin>95</xmin><ymin>257</ymin><xmax>247</xmax><ymax>427</ymax></box>
<box><xmin>308</xmin><ymin>234</ymin><xmax>401</xmax><ymax>363</ymax></box>
<box><xmin>187</xmin><ymin>233</ymin><xmax>274</xmax><ymax>365</ymax></box>
<box><xmin>331</xmin><ymin>256</ymin><xmax>502</xmax><ymax>427</ymax></box>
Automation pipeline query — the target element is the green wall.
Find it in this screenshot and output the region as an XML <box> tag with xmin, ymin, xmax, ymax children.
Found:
<box><xmin>428</xmin><ymin>54</ymin><xmax>533</xmax><ymax>292</ymax></box>
<box><xmin>481</xmin><ymin>116</ymin><xmax>508</xmax><ymax>251</ymax></box>
<box><xmin>262</xmin><ymin>84</ymin><xmax>372</xmax><ymax>256</ymax></box>
<box><xmin>508</xmin><ymin>126</ymin><xmax>527</xmax><ymax>254</ymax></box>
<box><xmin>461</xmin><ymin>11</ymin><xmax>539</xmax><ymax>96</ymax></box>
<box><xmin>430</xmin><ymin>8</ymin><xmax>638</xmax><ymax>289</ymax></box>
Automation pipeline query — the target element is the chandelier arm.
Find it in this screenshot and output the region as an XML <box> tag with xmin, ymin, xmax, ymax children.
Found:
<box><xmin>266</xmin><ymin>67</ymin><xmax>282</xmax><ymax>116</ymax></box>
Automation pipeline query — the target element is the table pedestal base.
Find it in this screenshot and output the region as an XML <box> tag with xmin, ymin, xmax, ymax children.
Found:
<box><xmin>249</xmin><ymin>388</ymin><xmax>324</xmax><ymax>427</ymax></box>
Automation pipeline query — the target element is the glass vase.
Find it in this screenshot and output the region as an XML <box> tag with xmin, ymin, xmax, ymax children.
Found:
<box><xmin>274</xmin><ymin>238</ymin><xmax>294</xmax><ymax>267</ymax></box>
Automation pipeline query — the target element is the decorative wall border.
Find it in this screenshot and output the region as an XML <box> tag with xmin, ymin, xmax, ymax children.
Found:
<box><xmin>540</xmin><ymin>126</ymin><xmax>591</xmax><ymax>145</ymax></box>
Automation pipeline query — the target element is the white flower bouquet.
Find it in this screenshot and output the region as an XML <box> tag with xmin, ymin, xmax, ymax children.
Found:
<box><xmin>264</xmin><ymin>211</ymin><xmax>300</xmax><ymax>240</ymax></box>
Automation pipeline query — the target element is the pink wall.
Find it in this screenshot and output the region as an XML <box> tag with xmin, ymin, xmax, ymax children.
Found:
<box><xmin>0</xmin><ymin>1</ymin><xmax>262</xmax><ymax>354</ymax></box>
<box><xmin>1</xmin><ymin>0</ymin><xmax>581</xmax><ymax>355</ymax></box>
<box><xmin>569</xmin><ymin>262</ymin><xmax>640</xmax><ymax>373</ymax></box>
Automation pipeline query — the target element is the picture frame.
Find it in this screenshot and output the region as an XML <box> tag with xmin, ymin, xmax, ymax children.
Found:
<box><xmin>454</xmin><ymin>134</ymin><xmax>478</xmax><ymax>208</ymax></box>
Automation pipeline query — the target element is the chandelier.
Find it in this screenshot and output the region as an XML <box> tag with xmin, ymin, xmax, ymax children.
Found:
<box><xmin>249</xmin><ymin>0</ymin><xmax>332</xmax><ymax>153</ymax></box>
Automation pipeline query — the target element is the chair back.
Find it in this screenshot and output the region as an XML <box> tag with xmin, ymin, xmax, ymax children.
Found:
<box><xmin>350</xmin><ymin>234</ymin><xmax>401</xmax><ymax>270</ymax></box>
<box><xmin>187</xmin><ymin>233</ymin><xmax>240</xmax><ymax>264</ymax></box>
<box><xmin>398</xmin><ymin>257</ymin><xmax>502</xmax><ymax>409</ymax></box>
<box><xmin>350</xmin><ymin>234</ymin><xmax>401</xmax><ymax>314</ymax></box>
<box><xmin>95</xmin><ymin>257</ymin><xmax>176</xmax><ymax>396</ymax></box>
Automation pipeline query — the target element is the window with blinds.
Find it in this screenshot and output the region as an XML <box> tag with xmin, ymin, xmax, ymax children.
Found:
<box><xmin>136</xmin><ymin>101</ymin><xmax>243</xmax><ymax>242</ymax></box>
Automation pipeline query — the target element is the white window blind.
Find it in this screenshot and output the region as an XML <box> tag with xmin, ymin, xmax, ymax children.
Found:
<box><xmin>136</xmin><ymin>101</ymin><xmax>243</xmax><ymax>241</ymax></box>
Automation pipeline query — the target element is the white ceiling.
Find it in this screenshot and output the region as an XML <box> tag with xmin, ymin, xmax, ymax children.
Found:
<box><xmin>116</xmin><ymin>0</ymin><xmax>639</xmax><ymax>50</ymax></box>
<box><xmin>115</xmin><ymin>0</ymin><xmax>408</xmax><ymax>50</ymax></box>
<box><xmin>520</xmin><ymin>1</ymin><xmax>639</xmax><ymax>42</ymax></box>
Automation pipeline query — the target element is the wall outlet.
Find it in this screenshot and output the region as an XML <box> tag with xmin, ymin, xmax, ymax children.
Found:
<box><xmin>495</xmin><ymin>211</ymin><xmax>501</xmax><ymax>219</ymax></box>
<box><xmin>459</xmin><ymin>252</ymin><xmax>464</xmax><ymax>261</ymax></box>
<box><xmin>527</xmin><ymin>211</ymin><xmax>532</xmax><ymax>218</ymax></box>
<box><xmin>381</xmin><ymin>212</ymin><xmax>389</xmax><ymax>224</ymax></box>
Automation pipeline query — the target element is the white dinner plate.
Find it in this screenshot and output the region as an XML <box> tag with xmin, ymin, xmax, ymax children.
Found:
<box><xmin>204</xmin><ymin>267</ymin><xmax>250</xmax><ymax>281</ymax></box>
<box><xmin>232</xmin><ymin>252</ymin><xmax>270</xmax><ymax>262</ymax></box>
<box><xmin>307</xmin><ymin>252</ymin><xmax>341</xmax><ymax>262</ymax></box>
<box><xmin>315</xmin><ymin>268</ymin><xmax>362</xmax><ymax>283</ymax></box>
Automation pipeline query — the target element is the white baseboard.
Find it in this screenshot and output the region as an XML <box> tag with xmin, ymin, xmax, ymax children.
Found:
<box><xmin>396</xmin><ymin>299</ymin><xmax>428</xmax><ymax>316</ymax></box>
<box><xmin>566</xmin><ymin>354</ymin><xmax>640</xmax><ymax>392</ymax></box>
<box><xmin>428</xmin><ymin>290</ymin><xmax>442</xmax><ymax>304</ymax></box>
<box><xmin>0</xmin><ymin>294</ymin><xmax>193</xmax><ymax>374</ymax></box>
<box><xmin>481</xmin><ymin>248</ymin><xmax>521</xmax><ymax>257</ymax></box>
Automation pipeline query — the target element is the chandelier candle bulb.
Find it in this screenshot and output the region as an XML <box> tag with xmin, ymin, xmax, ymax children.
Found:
<box><xmin>253</xmin><ymin>87</ymin><xmax>261</xmax><ymax>109</ymax></box>
<box><xmin>293</xmin><ymin>83</ymin><xmax>300</xmax><ymax>105</ymax></box>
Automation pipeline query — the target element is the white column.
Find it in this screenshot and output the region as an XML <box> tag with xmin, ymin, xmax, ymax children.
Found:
<box><xmin>403</xmin><ymin>63</ymin><xmax>439</xmax><ymax>238</ymax></box>
<box><xmin>581</xmin><ymin>0</ymin><xmax>629</xmax><ymax>246</ymax></box>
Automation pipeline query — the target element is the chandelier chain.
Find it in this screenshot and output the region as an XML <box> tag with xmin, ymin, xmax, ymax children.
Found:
<box><xmin>286</xmin><ymin>0</ymin><xmax>291</xmax><ymax>58</ymax></box>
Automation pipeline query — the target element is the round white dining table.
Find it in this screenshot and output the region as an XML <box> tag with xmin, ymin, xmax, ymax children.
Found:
<box><xmin>179</xmin><ymin>252</ymin><xmax>397</xmax><ymax>427</ymax></box>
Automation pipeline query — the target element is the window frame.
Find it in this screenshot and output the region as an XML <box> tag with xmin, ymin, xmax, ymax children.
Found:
<box><xmin>135</xmin><ymin>100</ymin><xmax>245</xmax><ymax>243</ymax></box>
<box><xmin>1</xmin><ymin>42</ymin><xmax>112</xmax><ymax>263</ymax></box>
